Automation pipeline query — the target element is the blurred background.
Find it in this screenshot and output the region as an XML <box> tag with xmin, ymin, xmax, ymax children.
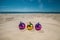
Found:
<box><xmin>0</xmin><ymin>0</ymin><xmax>60</xmax><ymax>12</ymax></box>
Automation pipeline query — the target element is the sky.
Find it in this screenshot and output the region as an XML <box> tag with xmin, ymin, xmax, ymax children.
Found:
<box><xmin>0</xmin><ymin>0</ymin><xmax>60</xmax><ymax>12</ymax></box>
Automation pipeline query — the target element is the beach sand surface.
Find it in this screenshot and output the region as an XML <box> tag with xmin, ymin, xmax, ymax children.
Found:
<box><xmin>0</xmin><ymin>14</ymin><xmax>60</xmax><ymax>40</ymax></box>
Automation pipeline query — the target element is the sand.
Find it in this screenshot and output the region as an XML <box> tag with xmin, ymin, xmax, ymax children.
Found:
<box><xmin>0</xmin><ymin>14</ymin><xmax>60</xmax><ymax>40</ymax></box>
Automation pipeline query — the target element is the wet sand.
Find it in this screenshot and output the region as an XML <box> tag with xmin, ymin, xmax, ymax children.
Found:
<box><xmin>0</xmin><ymin>14</ymin><xmax>60</xmax><ymax>40</ymax></box>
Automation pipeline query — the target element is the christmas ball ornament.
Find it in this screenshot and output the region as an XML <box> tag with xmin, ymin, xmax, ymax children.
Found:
<box><xmin>35</xmin><ymin>23</ymin><xmax>42</xmax><ymax>31</ymax></box>
<box><xmin>19</xmin><ymin>22</ymin><xmax>25</xmax><ymax>30</ymax></box>
<box><xmin>27</xmin><ymin>22</ymin><xmax>33</xmax><ymax>30</ymax></box>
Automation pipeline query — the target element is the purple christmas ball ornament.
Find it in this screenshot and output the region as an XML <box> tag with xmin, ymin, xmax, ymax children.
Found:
<box><xmin>19</xmin><ymin>22</ymin><xmax>25</xmax><ymax>30</ymax></box>
<box><xmin>35</xmin><ymin>23</ymin><xmax>42</xmax><ymax>31</ymax></box>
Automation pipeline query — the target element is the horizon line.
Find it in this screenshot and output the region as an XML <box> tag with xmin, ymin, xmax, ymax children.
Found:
<box><xmin>0</xmin><ymin>12</ymin><xmax>60</xmax><ymax>14</ymax></box>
